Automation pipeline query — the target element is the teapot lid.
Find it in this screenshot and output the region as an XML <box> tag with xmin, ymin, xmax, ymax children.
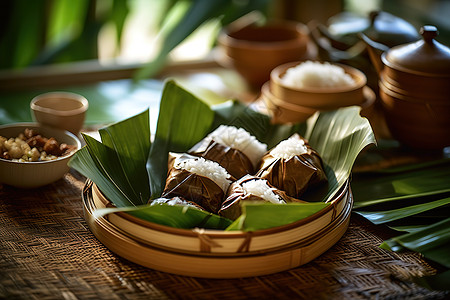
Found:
<box><xmin>364</xmin><ymin>11</ymin><xmax>420</xmax><ymax>47</ymax></box>
<box><xmin>383</xmin><ymin>26</ymin><xmax>450</xmax><ymax>75</ymax></box>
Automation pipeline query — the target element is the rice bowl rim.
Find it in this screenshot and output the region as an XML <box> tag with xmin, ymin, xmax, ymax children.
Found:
<box><xmin>218</xmin><ymin>21</ymin><xmax>310</xmax><ymax>51</ymax></box>
<box><xmin>90</xmin><ymin>178</ymin><xmax>350</xmax><ymax>239</ymax></box>
<box><xmin>271</xmin><ymin>61</ymin><xmax>367</xmax><ymax>94</ymax></box>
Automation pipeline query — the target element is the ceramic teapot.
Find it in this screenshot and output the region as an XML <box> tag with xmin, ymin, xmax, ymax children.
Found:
<box><xmin>362</xmin><ymin>25</ymin><xmax>450</xmax><ymax>98</ymax></box>
<box><xmin>309</xmin><ymin>11</ymin><xmax>419</xmax><ymax>63</ymax></box>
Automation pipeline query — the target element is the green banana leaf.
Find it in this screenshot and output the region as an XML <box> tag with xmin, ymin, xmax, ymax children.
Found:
<box><xmin>93</xmin><ymin>204</ymin><xmax>232</xmax><ymax>230</ymax></box>
<box><xmin>412</xmin><ymin>270</ymin><xmax>450</xmax><ymax>291</ymax></box>
<box><xmin>351</xmin><ymin>158</ymin><xmax>450</xmax><ymax>284</ymax></box>
<box><xmin>352</xmin><ymin>159</ymin><xmax>450</xmax><ymax>209</ymax></box>
<box><xmin>69</xmin><ymin>80</ymin><xmax>375</xmax><ymax>230</ymax></box>
<box><xmin>237</xmin><ymin>202</ymin><xmax>330</xmax><ymax>231</ymax></box>
<box><xmin>355</xmin><ymin>197</ymin><xmax>450</xmax><ymax>225</ymax></box>
<box><xmin>68</xmin><ymin>110</ymin><xmax>151</xmax><ymax>207</ymax></box>
<box><xmin>380</xmin><ymin>217</ymin><xmax>450</xmax><ymax>269</ymax></box>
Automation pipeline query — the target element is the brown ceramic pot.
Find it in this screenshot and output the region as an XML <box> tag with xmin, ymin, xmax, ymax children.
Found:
<box><xmin>379</xmin><ymin>82</ymin><xmax>450</xmax><ymax>149</ymax></box>
<box><xmin>217</xmin><ymin>21</ymin><xmax>312</xmax><ymax>89</ymax></box>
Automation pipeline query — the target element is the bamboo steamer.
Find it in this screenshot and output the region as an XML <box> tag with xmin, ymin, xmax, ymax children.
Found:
<box><xmin>83</xmin><ymin>179</ymin><xmax>353</xmax><ymax>278</ymax></box>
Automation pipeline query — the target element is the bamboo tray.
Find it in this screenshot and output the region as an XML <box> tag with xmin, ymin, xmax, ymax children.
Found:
<box><xmin>83</xmin><ymin>180</ymin><xmax>353</xmax><ymax>278</ymax></box>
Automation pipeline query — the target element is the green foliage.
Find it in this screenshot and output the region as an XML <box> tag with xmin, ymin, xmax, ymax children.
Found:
<box><xmin>69</xmin><ymin>80</ymin><xmax>375</xmax><ymax>231</ymax></box>
<box><xmin>0</xmin><ymin>0</ymin><xmax>270</xmax><ymax>74</ymax></box>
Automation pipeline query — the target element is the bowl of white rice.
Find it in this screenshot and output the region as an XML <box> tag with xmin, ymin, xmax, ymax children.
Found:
<box><xmin>269</xmin><ymin>61</ymin><xmax>367</xmax><ymax>110</ymax></box>
<box><xmin>260</xmin><ymin>82</ymin><xmax>317</xmax><ymax>124</ymax></box>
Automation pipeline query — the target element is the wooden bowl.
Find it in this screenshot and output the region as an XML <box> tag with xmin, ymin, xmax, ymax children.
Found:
<box><xmin>270</xmin><ymin>61</ymin><xmax>367</xmax><ymax>110</ymax></box>
<box><xmin>216</xmin><ymin>21</ymin><xmax>311</xmax><ymax>89</ymax></box>
<box><xmin>83</xmin><ymin>179</ymin><xmax>352</xmax><ymax>278</ymax></box>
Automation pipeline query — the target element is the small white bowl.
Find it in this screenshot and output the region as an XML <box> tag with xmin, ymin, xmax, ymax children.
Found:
<box><xmin>30</xmin><ymin>91</ymin><xmax>88</xmax><ymax>135</ymax></box>
<box><xmin>0</xmin><ymin>123</ymin><xmax>81</xmax><ymax>188</ymax></box>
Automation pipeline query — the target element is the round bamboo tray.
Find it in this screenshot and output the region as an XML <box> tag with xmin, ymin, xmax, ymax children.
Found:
<box><xmin>83</xmin><ymin>180</ymin><xmax>353</xmax><ymax>278</ymax></box>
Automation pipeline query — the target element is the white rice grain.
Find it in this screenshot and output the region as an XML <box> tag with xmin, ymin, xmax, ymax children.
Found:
<box><xmin>281</xmin><ymin>61</ymin><xmax>355</xmax><ymax>89</ymax></box>
<box><xmin>270</xmin><ymin>136</ymin><xmax>307</xmax><ymax>160</ymax></box>
<box><xmin>242</xmin><ymin>179</ymin><xmax>285</xmax><ymax>204</ymax></box>
<box><xmin>176</xmin><ymin>156</ymin><xmax>231</xmax><ymax>192</ymax></box>
<box><xmin>207</xmin><ymin>125</ymin><xmax>267</xmax><ymax>168</ymax></box>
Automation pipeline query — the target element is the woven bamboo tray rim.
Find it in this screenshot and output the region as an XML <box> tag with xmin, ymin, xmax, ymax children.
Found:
<box><xmin>92</xmin><ymin>180</ymin><xmax>349</xmax><ymax>238</ymax></box>
<box><xmin>83</xmin><ymin>182</ymin><xmax>352</xmax><ymax>277</ymax></box>
<box><xmin>85</xmin><ymin>180</ymin><xmax>352</xmax><ymax>256</ymax></box>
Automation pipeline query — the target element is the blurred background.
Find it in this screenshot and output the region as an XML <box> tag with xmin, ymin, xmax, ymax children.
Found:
<box><xmin>1</xmin><ymin>0</ymin><xmax>448</xmax><ymax>74</ymax></box>
<box><xmin>0</xmin><ymin>0</ymin><xmax>449</xmax><ymax>128</ymax></box>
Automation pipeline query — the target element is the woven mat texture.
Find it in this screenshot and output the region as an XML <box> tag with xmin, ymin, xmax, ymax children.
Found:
<box><xmin>0</xmin><ymin>170</ymin><xmax>448</xmax><ymax>300</ymax></box>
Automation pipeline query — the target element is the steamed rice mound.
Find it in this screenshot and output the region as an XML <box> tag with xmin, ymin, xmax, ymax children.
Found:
<box><xmin>270</xmin><ymin>136</ymin><xmax>308</xmax><ymax>160</ymax></box>
<box><xmin>281</xmin><ymin>61</ymin><xmax>355</xmax><ymax>89</ymax></box>
<box><xmin>206</xmin><ymin>125</ymin><xmax>267</xmax><ymax>168</ymax></box>
<box><xmin>241</xmin><ymin>179</ymin><xmax>285</xmax><ymax>204</ymax></box>
<box><xmin>176</xmin><ymin>156</ymin><xmax>231</xmax><ymax>192</ymax></box>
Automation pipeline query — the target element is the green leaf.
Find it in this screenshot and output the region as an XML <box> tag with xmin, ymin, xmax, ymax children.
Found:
<box><xmin>413</xmin><ymin>270</ymin><xmax>450</xmax><ymax>291</ymax></box>
<box><xmin>68</xmin><ymin>146</ymin><xmax>135</xmax><ymax>207</ymax></box>
<box><xmin>69</xmin><ymin>109</ymin><xmax>152</xmax><ymax>207</ymax></box>
<box><xmin>147</xmin><ymin>80</ymin><xmax>216</xmax><ymax>198</ymax></box>
<box><xmin>71</xmin><ymin>81</ymin><xmax>375</xmax><ymax>231</ymax></box>
<box><xmin>355</xmin><ymin>197</ymin><xmax>450</xmax><ymax>225</ymax></box>
<box><xmin>99</xmin><ymin>109</ymin><xmax>151</xmax><ymax>204</ymax></box>
<box><xmin>305</xmin><ymin>107</ymin><xmax>377</xmax><ymax>201</ymax></box>
<box><xmin>94</xmin><ymin>204</ymin><xmax>232</xmax><ymax>230</ymax></box>
<box><xmin>352</xmin><ymin>159</ymin><xmax>450</xmax><ymax>209</ymax></box>
<box><xmin>110</xmin><ymin>0</ymin><xmax>129</xmax><ymax>52</ymax></box>
<box><xmin>135</xmin><ymin>0</ymin><xmax>230</xmax><ymax>79</ymax></box>
<box><xmin>238</xmin><ymin>202</ymin><xmax>329</xmax><ymax>231</ymax></box>
<box><xmin>380</xmin><ymin>217</ymin><xmax>450</xmax><ymax>268</ymax></box>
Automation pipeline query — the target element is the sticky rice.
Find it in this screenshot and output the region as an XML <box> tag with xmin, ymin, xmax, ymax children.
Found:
<box><xmin>270</xmin><ymin>136</ymin><xmax>308</xmax><ymax>160</ymax></box>
<box><xmin>175</xmin><ymin>156</ymin><xmax>231</xmax><ymax>193</ymax></box>
<box><xmin>205</xmin><ymin>125</ymin><xmax>267</xmax><ymax>168</ymax></box>
<box><xmin>281</xmin><ymin>61</ymin><xmax>355</xmax><ymax>89</ymax></box>
<box><xmin>241</xmin><ymin>179</ymin><xmax>285</xmax><ymax>204</ymax></box>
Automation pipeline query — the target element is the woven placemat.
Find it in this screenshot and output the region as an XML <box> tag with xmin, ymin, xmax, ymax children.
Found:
<box><xmin>0</xmin><ymin>169</ymin><xmax>448</xmax><ymax>300</ymax></box>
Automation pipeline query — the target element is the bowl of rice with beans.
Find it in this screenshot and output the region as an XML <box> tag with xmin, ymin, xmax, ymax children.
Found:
<box><xmin>0</xmin><ymin>123</ymin><xmax>81</xmax><ymax>188</ymax></box>
<box><xmin>269</xmin><ymin>60</ymin><xmax>367</xmax><ymax>110</ymax></box>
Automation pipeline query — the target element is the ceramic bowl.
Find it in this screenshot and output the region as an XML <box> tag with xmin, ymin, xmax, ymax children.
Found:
<box><xmin>0</xmin><ymin>123</ymin><xmax>81</xmax><ymax>188</ymax></box>
<box><xmin>31</xmin><ymin>91</ymin><xmax>89</xmax><ymax>135</ymax></box>
<box><xmin>379</xmin><ymin>82</ymin><xmax>450</xmax><ymax>149</ymax></box>
<box><xmin>269</xmin><ymin>61</ymin><xmax>367</xmax><ymax>110</ymax></box>
<box><xmin>216</xmin><ymin>21</ymin><xmax>311</xmax><ymax>89</ymax></box>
